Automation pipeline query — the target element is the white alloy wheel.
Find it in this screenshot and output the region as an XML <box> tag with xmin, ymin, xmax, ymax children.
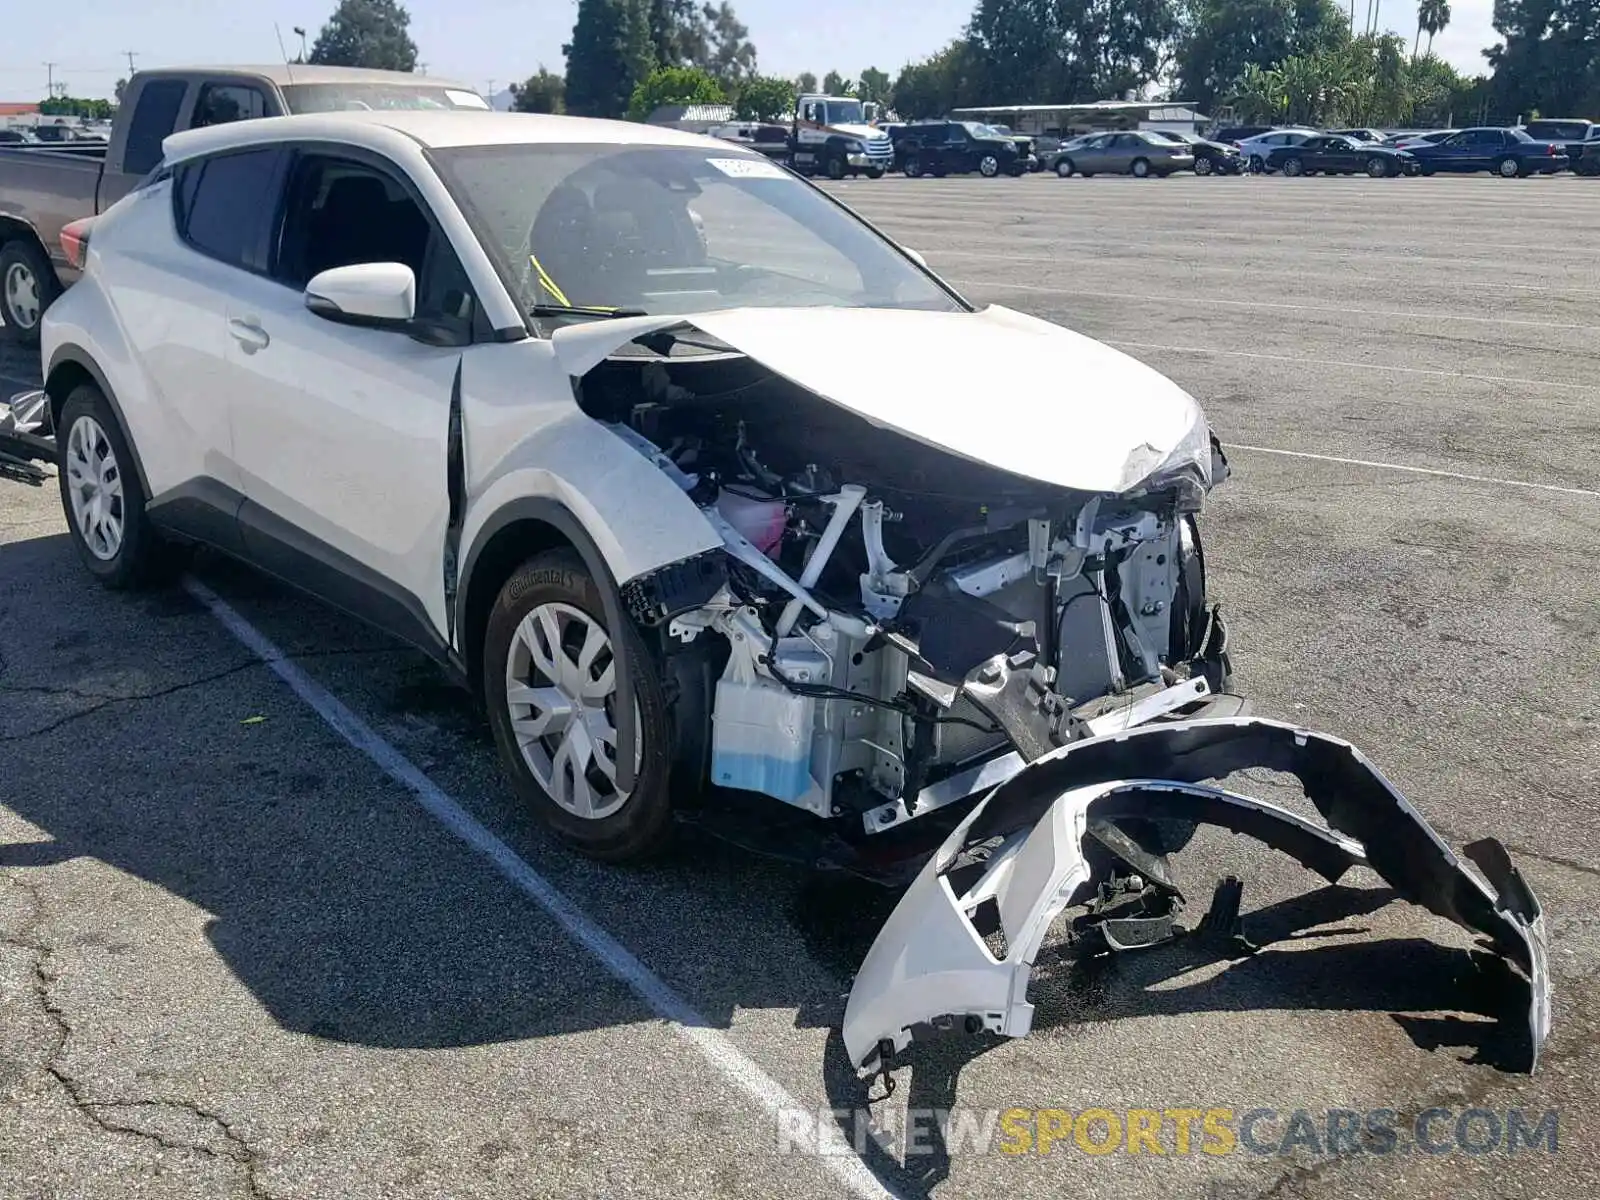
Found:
<box><xmin>64</xmin><ymin>415</ymin><xmax>124</xmax><ymax>561</ymax></box>
<box><xmin>979</xmin><ymin>154</ymin><xmax>1000</xmax><ymax>177</ymax></box>
<box><xmin>504</xmin><ymin>601</ymin><xmax>638</xmax><ymax>821</ymax></box>
<box><xmin>3</xmin><ymin>260</ymin><xmax>41</xmax><ymax>329</ymax></box>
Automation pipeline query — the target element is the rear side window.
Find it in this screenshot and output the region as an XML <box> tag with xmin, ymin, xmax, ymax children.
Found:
<box><xmin>123</xmin><ymin>79</ymin><xmax>189</xmax><ymax>177</ymax></box>
<box><xmin>193</xmin><ymin>84</ymin><xmax>270</xmax><ymax>129</ymax></box>
<box><xmin>175</xmin><ymin>148</ymin><xmax>282</xmax><ymax>271</ymax></box>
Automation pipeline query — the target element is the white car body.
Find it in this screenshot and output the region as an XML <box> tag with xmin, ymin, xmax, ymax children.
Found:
<box><xmin>1236</xmin><ymin>128</ymin><xmax>1320</xmax><ymax>169</ymax></box>
<box><xmin>30</xmin><ymin>109</ymin><xmax>1551</xmax><ymax>1083</ymax></box>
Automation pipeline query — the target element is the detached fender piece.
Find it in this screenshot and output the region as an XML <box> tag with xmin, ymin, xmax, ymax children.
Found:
<box><xmin>841</xmin><ymin>717</ymin><xmax>1549</xmax><ymax>1073</ymax></box>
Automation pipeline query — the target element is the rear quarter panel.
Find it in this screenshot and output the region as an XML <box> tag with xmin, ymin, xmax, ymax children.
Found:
<box><xmin>43</xmin><ymin>176</ymin><xmax>233</xmax><ymax>498</ymax></box>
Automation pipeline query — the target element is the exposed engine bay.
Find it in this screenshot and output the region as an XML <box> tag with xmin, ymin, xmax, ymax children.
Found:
<box><xmin>565</xmin><ymin>320</ymin><xmax>1549</xmax><ymax>1079</ymax></box>
<box><xmin>577</xmin><ymin>338</ymin><xmax>1234</xmax><ymax>835</ymax></box>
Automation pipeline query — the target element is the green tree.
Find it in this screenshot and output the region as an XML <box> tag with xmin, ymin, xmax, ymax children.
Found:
<box><xmin>1176</xmin><ymin>0</ymin><xmax>1348</xmax><ymax>112</ymax></box>
<box><xmin>39</xmin><ymin>94</ymin><xmax>113</xmax><ymax>119</ymax></box>
<box><xmin>1484</xmin><ymin>0</ymin><xmax>1600</xmax><ymax>118</ymax></box>
<box><xmin>703</xmin><ymin>2</ymin><xmax>758</xmax><ymax>82</ymax></box>
<box><xmin>796</xmin><ymin>71</ymin><xmax>818</xmax><ymax>92</ymax></box>
<box><xmin>627</xmin><ymin>64</ymin><xmax>725</xmax><ymax>119</ymax></box>
<box><xmin>307</xmin><ymin>0</ymin><xmax>419</xmax><ymax>71</ymax></box>
<box><xmin>1415</xmin><ymin>0</ymin><xmax>1451</xmax><ymax>58</ymax></box>
<box><xmin>858</xmin><ymin>66</ymin><xmax>892</xmax><ymax>103</ymax></box>
<box><xmin>113</xmin><ymin>78</ymin><xmax>127</xmax><ymax>104</ymax></box>
<box><xmin>820</xmin><ymin>69</ymin><xmax>853</xmax><ymax>95</ymax></box>
<box><xmin>510</xmin><ymin>67</ymin><xmax>567</xmax><ymax>113</ymax></box>
<box><xmin>734</xmin><ymin>73</ymin><xmax>795</xmax><ymax>120</ymax></box>
<box><xmin>565</xmin><ymin>0</ymin><xmax>656</xmax><ymax>118</ymax></box>
<box><xmin>650</xmin><ymin>0</ymin><xmax>709</xmax><ymax>65</ymax></box>
<box><xmin>966</xmin><ymin>0</ymin><xmax>1179</xmax><ymax>104</ymax></box>
<box><xmin>891</xmin><ymin>40</ymin><xmax>982</xmax><ymax>117</ymax></box>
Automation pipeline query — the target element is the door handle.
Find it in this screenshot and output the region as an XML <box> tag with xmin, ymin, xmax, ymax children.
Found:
<box><xmin>228</xmin><ymin>317</ymin><xmax>270</xmax><ymax>354</ymax></box>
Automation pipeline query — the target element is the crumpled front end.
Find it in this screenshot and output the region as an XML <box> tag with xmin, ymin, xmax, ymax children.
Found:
<box><xmin>841</xmin><ymin>716</ymin><xmax>1550</xmax><ymax>1074</ymax></box>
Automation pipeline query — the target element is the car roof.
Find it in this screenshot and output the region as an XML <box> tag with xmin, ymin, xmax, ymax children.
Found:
<box><xmin>141</xmin><ymin>64</ymin><xmax>476</xmax><ymax>89</ymax></box>
<box><xmin>162</xmin><ymin>109</ymin><xmax>735</xmax><ymax>166</ymax></box>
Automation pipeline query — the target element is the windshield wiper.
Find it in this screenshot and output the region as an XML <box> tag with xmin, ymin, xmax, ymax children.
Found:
<box><xmin>528</xmin><ymin>304</ymin><xmax>650</xmax><ymax>320</ymax></box>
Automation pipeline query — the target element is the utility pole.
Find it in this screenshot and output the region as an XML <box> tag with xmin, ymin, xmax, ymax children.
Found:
<box><xmin>487</xmin><ymin>80</ymin><xmax>497</xmax><ymax>107</ymax></box>
<box><xmin>293</xmin><ymin>26</ymin><xmax>308</xmax><ymax>62</ymax></box>
<box><xmin>123</xmin><ymin>50</ymin><xmax>137</xmax><ymax>75</ymax></box>
<box><xmin>43</xmin><ymin>61</ymin><xmax>57</xmax><ymax>100</ymax></box>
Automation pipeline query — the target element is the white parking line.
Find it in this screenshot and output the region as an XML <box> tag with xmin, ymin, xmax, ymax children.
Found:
<box><xmin>1106</xmin><ymin>339</ymin><xmax>1595</xmax><ymax>393</ymax></box>
<box><xmin>1228</xmin><ymin>445</ymin><xmax>1600</xmax><ymax>498</ymax></box>
<box><xmin>946</xmin><ymin>278</ymin><xmax>1600</xmax><ymax>333</ymax></box>
<box><xmin>182</xmin><ymin>577</ymin><xmax>902</xmax><ymax>1200</ymax></box>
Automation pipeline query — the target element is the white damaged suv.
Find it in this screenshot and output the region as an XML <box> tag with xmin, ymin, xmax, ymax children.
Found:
<box><xmin>29</xmin><ymin>110</ymin><xmax>1547</xmax><ymax>1076</ymax></box>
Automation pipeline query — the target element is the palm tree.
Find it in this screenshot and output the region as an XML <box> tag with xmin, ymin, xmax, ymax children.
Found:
<box><xmin>1416</xmin><ymin>0</ymin><xmax>1451</xmax><ymax>58</ymax></box>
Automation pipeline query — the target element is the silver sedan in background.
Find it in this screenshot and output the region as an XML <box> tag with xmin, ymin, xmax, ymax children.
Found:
<box><xmin>1054</xmin><ymin>131</ymin><xmax>1195</xmax><ymax>178</ymax></box>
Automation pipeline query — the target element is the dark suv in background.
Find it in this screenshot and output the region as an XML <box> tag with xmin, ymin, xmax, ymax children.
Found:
<box><xmin>890</xmin><ymin>121</ymin><xmax>1027</xmax><ymax>177</ymax></box>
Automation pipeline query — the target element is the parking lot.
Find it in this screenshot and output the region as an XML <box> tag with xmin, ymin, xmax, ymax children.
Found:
<box><xmin>3</xmin><ymin>171</ymin><xmax>1599</xmax><ymax>1198</ymax></box>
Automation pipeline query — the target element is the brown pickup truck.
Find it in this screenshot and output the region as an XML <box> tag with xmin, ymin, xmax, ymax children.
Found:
<box><xmin>0</xmin><ymin>63</ymin><xmax>488</xmax><ymax>344</ymax></box>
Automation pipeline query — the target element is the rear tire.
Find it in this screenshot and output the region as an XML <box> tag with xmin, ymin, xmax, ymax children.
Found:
<box><xmin>56</xmin><ymin>384</ymin><xmax>191</xmax><ymax>589</ymax></box>
<box><xmin>903</xmin><ymin>154</ymin><xmax>922</xmax><ymax>177</ymax></box>
<box><xmin>1131</xmin><ymin>157</ymin><xmax>1151</xmax><ymax>178</ymax></box>
<box><xmin>825</xmin><ymin>153</ymin><xmax>846</xmax><ymax>181</ymax></box>
<box><xmin>0</xmin><ymin>238</ymin><xmax>59</xmax><ymax>347</ymax></box>
<box><xmin>483</xmin><ymin>550</ymin><xmax>676</xmax><ymax>862</ymax></box>
<box><xmin>1496</xmin><ymin>155</ymin><xmax>1523</xmax><ymax>178</ymax></box>
<box><xmin>864</xmin><ymin>167</ymin><xmax>884</xmax><ymax>179</ymax></box>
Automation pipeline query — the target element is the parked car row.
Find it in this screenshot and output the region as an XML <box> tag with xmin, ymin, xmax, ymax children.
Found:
<box><xmin>1229</xmin><ymin>124</ymin><xmax>1578</xmax><ymax>178</ymax></box>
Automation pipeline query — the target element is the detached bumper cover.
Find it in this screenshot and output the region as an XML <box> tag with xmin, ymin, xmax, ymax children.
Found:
<box><xmin>841</xmin><ymin>716</ymin><xmax>1549</xmax><ymax>1072</ymax></box>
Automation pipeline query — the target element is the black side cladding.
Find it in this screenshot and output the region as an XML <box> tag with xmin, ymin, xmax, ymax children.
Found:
<box><xmin>443</xmin><ymin>358</ymin><xmax>465</xmax><ymax>645</ymax></box>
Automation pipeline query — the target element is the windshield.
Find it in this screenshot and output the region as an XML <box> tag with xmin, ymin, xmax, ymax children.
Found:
<box><xmin>282</xmin><ymin>82</ymin><xmax>490</xmax><ymax>113</ymax></box>
<box><xmin>823</xmin><ymin>100</ymin><xmax>865</xmax><ymax>125</ymax></box>
<box><xmin>433</xmin><ymin>143</ymin><xmax>962</xmax><ymax>324</ymax></box>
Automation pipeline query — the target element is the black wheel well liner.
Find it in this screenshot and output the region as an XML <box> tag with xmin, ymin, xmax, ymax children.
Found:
<box><xmin>457</xmin><ymin>497</ymin><xmax>639</xmax><ymax>790</ymax></box>
<box><xmin>0</xmin><ymin>216</ymin><xmax>52</xmax><ymax>264</ymax></box>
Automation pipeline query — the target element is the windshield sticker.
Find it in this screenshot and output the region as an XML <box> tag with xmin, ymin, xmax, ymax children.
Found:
<box><xmin>706</xmin><ymin>156</ymin><xmax>790</xmax><ymax>180</ymax></box>
<box><xmin>446</xmin><ymin>89</ymin><xmax>492</xmax><ymax>110</ymax></box>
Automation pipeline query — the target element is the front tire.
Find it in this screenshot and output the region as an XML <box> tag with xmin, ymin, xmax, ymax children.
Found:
<box><xmin>1055</xmin><ymin>157</ymin><xmax>1075</xmax><ymax>178</ymax></box>
<box><xmin>978</xmin><ymin>154</ymin><xmax>1000</xmax><ymax>177</ymax></box>
<box><xmin>56</xmin><ymin>384</ymin><xmax>190</xmax><ymax>589</ymax></box>
<box><xmin>1281</xmin><ymin>157</ymin><xmax>1303</xmax><ymax>177</ymax></box>
<box><xmin>483</xmin><ymin>550</ymin><xmax>675</xmax><ymax>862</ymax></box>
<box><xmin>1193</xmin><ymin>156</ymin><xmax>1213</xmax><ymax>176</ymax></box>
<box><xmin>0</xmin><ymin>239</ymin><xmax>59</xmax><ymax>346</ymax></box>
<box><xmin>1366</xmin><ymin>156</ymin><xmax>1391</xmax><ymax>178</ymax></box>
<box><xmin>863</xmin><ymin>167</ymin><xmax>884</xmax><ymax>179</ymax></box>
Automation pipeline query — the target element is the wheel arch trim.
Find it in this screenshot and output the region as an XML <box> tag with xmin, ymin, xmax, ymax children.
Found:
<box><xmin>45</xmin><ymin>346</ymin><xmax>154</xmax><ymax>498</ymax></box>
<box><xmin>457</xmin><ymin>495</ymin><xmax>639</xmax><ymax>791</ymax></box>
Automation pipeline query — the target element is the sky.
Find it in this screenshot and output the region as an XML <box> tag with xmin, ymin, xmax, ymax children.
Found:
<box><xmin>0</xmin><ymin>0</ymin><xmax>1501</xmax><ymax>104</ymax></box>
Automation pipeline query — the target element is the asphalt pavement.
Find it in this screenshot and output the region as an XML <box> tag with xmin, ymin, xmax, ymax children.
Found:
<box><xmin>2</xmin><ymin>171</ymin><xmax>1598</xmax><ymax>1199</ymax></box>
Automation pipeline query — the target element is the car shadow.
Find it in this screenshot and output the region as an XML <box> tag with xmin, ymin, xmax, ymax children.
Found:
<box><xmin>0</xmin><ymin>526</ymin><xmax>1537</xmax><ymax>1199</ymax></box>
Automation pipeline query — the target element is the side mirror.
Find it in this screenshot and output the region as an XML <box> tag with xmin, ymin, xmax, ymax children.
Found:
<box><xmin>901</xmin><ymin>246</ymin><xmax>928</xmax><ymax>269</ymax></box>
<box><xmin>305</xmin><ymin>262</ymin><xmax>416</xmax><ymax>329</ymax></box>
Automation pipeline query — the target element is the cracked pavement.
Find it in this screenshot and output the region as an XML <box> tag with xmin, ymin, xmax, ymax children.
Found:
<box><xmin>2</xmin><ymin>174</ymin><xmax>1599</xmax><ymax>1198</ymax></box>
